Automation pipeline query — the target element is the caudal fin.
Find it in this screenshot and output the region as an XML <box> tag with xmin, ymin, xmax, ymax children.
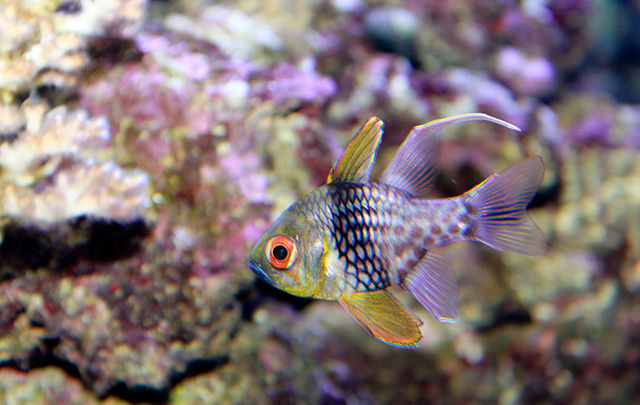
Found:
<box><xmin>466</xmin><ymin>157</ymin><xmax>547</xmax><ymax>256</ymax></box>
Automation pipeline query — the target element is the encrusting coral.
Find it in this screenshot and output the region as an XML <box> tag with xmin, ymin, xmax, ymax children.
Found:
<box><xmin>0</xmin><ymin>0</ymin><xmax>337</xmax><ymax>397</ymax></box>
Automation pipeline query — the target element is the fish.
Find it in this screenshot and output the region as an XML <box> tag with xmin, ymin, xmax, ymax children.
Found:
<box><xmin>248</xmin><ymin>113</ymin><xmax>546</xmax><ymax>348</ymax></box>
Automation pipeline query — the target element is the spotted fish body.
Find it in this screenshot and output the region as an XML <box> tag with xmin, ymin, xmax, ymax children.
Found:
<box><xmin>294</xmin><ymin>182</ymin><xmax>470</xmax><ymax>293</ymax></box>
<box><xmin>249</xmin><ymin>114</ymin><xmax>546</xmax><ymax>347</ymax></box>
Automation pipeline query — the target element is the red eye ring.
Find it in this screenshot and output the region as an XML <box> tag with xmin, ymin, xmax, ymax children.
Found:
<box><xmin>266</xmin><ymin>235</ymin><xmax>297</xmax><ymax>270</ymax></box>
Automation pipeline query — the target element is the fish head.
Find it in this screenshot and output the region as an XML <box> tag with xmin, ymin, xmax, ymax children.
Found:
<box><xmin>248</xmin><ymin>203</ymin><xmax>325</xmax><ymax>297</ymax></box>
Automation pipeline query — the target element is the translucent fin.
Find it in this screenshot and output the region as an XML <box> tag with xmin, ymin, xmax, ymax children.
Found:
<box><xmin>466</xmin><ymin>156</ymin><xmax>547</xmax><ymax>256</ymax></box>
<box><xmin>405</xmin><ymin>251</ymin><xmax>458</xmax><ymax>323</ymax></box>
<box><xmin>339</xmin><ymin>289</ymin><xmax>423</xmax><ymax>348</ymax></box>
<box><xmin>380</xmin><ymin>113</ymin><xmax>521</xmax><ymax>198</ymax></box>
<box><xmin>328</xmin><ymin>117</ymin><xmax>384</xmax><ymax>184</ymax></box>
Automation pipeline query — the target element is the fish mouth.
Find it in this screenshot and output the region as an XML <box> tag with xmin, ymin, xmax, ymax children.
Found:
<box><xmin>248</xmin><ymin>257</ymin><xmax>272</xmax><ymax>284</ymax></box>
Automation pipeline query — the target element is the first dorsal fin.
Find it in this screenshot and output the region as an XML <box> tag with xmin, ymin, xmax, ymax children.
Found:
<box><xmin>327</xmin><ymin>117</ymin><xmax>384</xmax><ymax>184</ymax></box>
<box><xmin>380</xmin><ymin>113</ymin><xmax>521</xmax><ymax>198</ymax></box>
<box><xmin>339</xmin><ymin>289</ymin><xmax>423</xmax><ymax>348</ymax></box>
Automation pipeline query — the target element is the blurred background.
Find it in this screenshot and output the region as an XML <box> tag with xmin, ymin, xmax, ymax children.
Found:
<box><xmin>0</xmin><ymin>0</ymin><xmax>638</xmax><ymax>403</ymax></box>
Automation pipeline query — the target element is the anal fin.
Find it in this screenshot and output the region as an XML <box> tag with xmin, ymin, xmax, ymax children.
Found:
<box><xmin>339</xmin><ymin>290</ymin><xmax>423</xmax><ymax>348</ymax></box>
<box><xmin>405</xmin><ymin>251</ymin><xmax>459</xmax><ymax>323</ymax></box>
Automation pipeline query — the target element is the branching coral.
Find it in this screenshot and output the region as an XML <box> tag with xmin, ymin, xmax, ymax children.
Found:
<box><xmin>0</xmin><ymin>99</ymin><xmax>109</xmax><ymax>184</ymax></box>
<box><xmin>1</xmin><ymin>161</ymin><xmax>149</xmax><ymax>223</ymax></box>
<box><xmin>0</xmin><ymin>98</ymin><xmax>150</xmax><ymax>225</ymax></box>
<box><xmin>0</xmin><ymin>0</ymin><xmax>147</xmax><ymax>103</ymax></box>
<box><xmin>0</xmin><ymin>104</ymin><xmax>24</xmax><ymax>137</ymax></box>
<box><xmin>0</xmin><ymin>1</ymin><xmax>88</xmax><ymax>102</ymax></box>
<box><xmin>54</xmin><ymin>0</ymin><xmax>147</xmax><ymax>37</ymax></box>
<box><xmin>0</xmin><ymin>0</ymin><xmax>151</xmax><ymax>226</ymax></box>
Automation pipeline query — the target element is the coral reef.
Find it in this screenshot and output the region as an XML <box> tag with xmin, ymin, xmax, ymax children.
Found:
<box><xmin>0</xmin><ymin>0</ymin><xmax>638</xmax><ymax>404</ymax></box>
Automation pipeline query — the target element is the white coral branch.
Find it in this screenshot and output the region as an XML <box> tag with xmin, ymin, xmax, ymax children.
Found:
<box><xmin>1</xmin><ymin>162</ymin><xmax>150</xmax><ymax>223</ymax></box>
<box><xmin>0</xmin><ymin>100</ymin><xmax>110</xmax><ymax>184</ymax></box>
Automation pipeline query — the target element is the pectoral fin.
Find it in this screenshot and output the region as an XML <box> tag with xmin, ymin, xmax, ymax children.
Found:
<box><xmin>328</xmin><ymin>117</ymin><xmax>384</xmax><ymax>184</ymax></box>
<box><xmin>339</xmin><ymin>289</ymin><xmax>423</xmax><ymax>348</ymax></box>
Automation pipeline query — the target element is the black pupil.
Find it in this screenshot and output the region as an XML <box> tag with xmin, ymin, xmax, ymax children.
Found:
<box><xmin>272</xmin><ymin>245</ymin><xmax>288</xmax><ymax>261</ymax></box>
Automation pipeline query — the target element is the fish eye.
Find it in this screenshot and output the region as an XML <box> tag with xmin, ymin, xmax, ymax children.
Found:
<box><xmin>266</xmin><ymin>235</ymin><xmax>297</xmax><ymax>270</ymax></box>
<box><xmin>272</xmin><ymin>245</ymin><xmax>288</xmax><ymax>260</ymax></box>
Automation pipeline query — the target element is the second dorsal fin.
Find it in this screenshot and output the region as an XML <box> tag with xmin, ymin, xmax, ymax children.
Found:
<box><xmin>380</xmin><ymin>113</ymin><xmax>521</xmax><ymax>198</ymax></box>
<box><xmin>327</xmin><ymin>117</ymin><xmax>384</xmax><ymax>184</ymax></box>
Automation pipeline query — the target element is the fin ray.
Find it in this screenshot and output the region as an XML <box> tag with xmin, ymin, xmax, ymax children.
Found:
<box><xmin>466</xmin><ymin>156</ymin><xmax>547</xmax><ymax>256</ymax></box>
<box><xmin>405</xmin><ymin>251</ymin><xmax>458</xmax><ymax>323</ymax></box>
<box><xmin>339</xmin><ymin>290</ymin><xmax>422</xmax><ymax>348</ymax></box>
<box><xmin>328</xmin><ymin>117</ymin><xmax>384</xmax><ymax>184</ymax></box>
<box><xmin>380</xmin><ymin>113</ymin><xmax>521</xmax><ymax>198</ymax></box>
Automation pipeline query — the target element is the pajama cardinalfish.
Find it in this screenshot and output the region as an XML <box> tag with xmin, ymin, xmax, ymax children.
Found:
<box><xmin>248</xmin><ymin>114</ymin><xmax>546</xmax><ymax>348</ymax></box>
